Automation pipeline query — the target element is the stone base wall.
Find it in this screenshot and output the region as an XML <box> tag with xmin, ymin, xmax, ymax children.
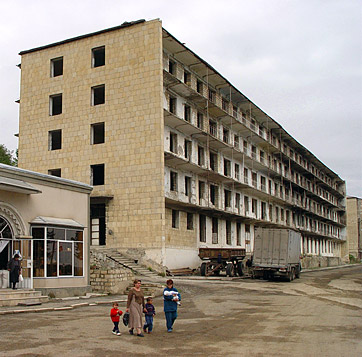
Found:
<box><xmin>90</xmin><ymin>251</ymin><xmax>134</xmax><ymax>294</ymax></box>
<box><xmin>301</xmin><ymin>255</ymin><xmax>343</xmax><ymax>269</ymax></box>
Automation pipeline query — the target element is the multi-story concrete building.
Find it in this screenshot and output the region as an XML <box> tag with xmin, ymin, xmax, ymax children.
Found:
<box><xmin>346</xmin><ymin>197</ymin><xmax>362</xmax><ymax>260</ymax></box>
<box><xmin>17</xmin><ymin>19</ymin><xmax>346</xmax><ymax>269</ymax></box>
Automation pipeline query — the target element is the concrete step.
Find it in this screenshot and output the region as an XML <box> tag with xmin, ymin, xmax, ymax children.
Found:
<box><xmin>0</xmin><ymin>289</ymin><xmax>49</xmax><ymax>307</ymax></box>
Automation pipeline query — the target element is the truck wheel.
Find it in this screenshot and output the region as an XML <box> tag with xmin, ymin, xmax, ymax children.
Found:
<box><xmin>213</xmin><ymin>268</ymin><xmax>220</xmax><ymax>276</ymax></box>
<box><xmin>287</xmin><ymin>270</ymin><xmax>293</xmax><ymax>282</ymax></box>
<box><xmin>295</xmin><ymin>264</ymin><xmax>301</xmax><ymax>278</ymax></box>
<box><xmin>226</xmin><ymin>263</ymin><xmax>234</xmax><ymax>277</ymax></box>
<box><xmin>237</xmin><ymin>261</ymin><xmax>243</xmax><ymax>276</ymax></box>
<box><xmin>200</xmin><ymin>262</ymin><xmax>207</xmax><ymax>276</ymax></box>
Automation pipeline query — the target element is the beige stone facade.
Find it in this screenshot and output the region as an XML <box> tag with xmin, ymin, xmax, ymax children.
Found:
<box><xmin>17</xmin><ymin>19</ymin><xmax>346</xmax><ymax>269</ymax></box>
<box><xmin>346</xmin><ymin>197</ymin><xmax>362</xmax><ymax>260</ymax></box>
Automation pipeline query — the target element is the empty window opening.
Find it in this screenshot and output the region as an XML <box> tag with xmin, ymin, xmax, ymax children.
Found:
<box><xmin>51</xmin><ymin>57</ymin><xmax>63</xmax><ymax>77</ymax></box>
<box><xmin>184</xmin><ymin>139</ymin><xmax>192</xmax><ymax>160</ymax></box>
<box><xmin>226</xmin><ymin>221</ymin><xmax>231</xmax><ymax>245</ymax></box>
<box><xmin>91</xmin><ymin>122</ymin><xmax>105</xmax><ymax>144</ymax></box>
<box><xmin>244</xmin><ymin>196</ymin><xmax>249</xmax><ymax>213</ymax></box>
<box><xmin>198</xmin><ymin>146</ymin><xmax>205</xmax><ymax>166</ymax></box>
<box><xmin>172</xmin><ymin>210</ymin><xmax>179</xmax><ymax>228</ymax></box>
<box><xmin>92</xmin><ymin>85</ymin><xmax>105</xmax><ymax>106</ymax></box>
<box><xmin>92</xmin><ymin>46</ymin><xmax>105</xmax><ymax>68</ymax></box>
<box><xmin>224</xmin><ymin>159</ymin><xmax>231</xmax><ymax>177</ymax></box>
<box><xmin>243</xmin><ymin>140</ymin><xmax>248</xmax><ymax>153</ymax></box>
<box><xmin>48</xmin><ymin>129</ymin><xmax>62</xmax><ymax>150</ymax></box>
<box><xmin>185</xmin><ymin>176</ymin><xmax>191</xmax><ymax>197</ymax></box>
<box><xmin>269</xmin><ymin>204</ymin><xmax>273</xmax><ymax>221</ymax></box>
<box><xmin>236</xmin><ymin>222</ymin><xmax>241</xmax><ymax>246</ymax></box>
<box><xmin>198</xmin><ymin>181</ymin><xmax>205</xmax><ymax>201</ymax></box>
<box><xmin>208</xmin><ymin>89</ymin><xmax>216</xmax><ymax>103</ymax></box>
<box><xmin>197</xmin><ymin>80</ymin><xmax>203</xmax><ymax>94</ymax></box>
<box><xmin>235</xmin><ymin>193</ymin><xmax>240</xmax><ymax>210</ymax></box>
<box><xmin>170</xmin><ymin>171</ymin><xmax>178</xmax><ymax>192</ymax></box>
<box><xmin>187</xmin><ymin>213</ymin><xmax>194</xmax><ymax>230</ymax></box>
<box><xmin>233</xmin><ymin>106</ymin><xmax>238</xmax><ymax>118</ymax></box>
<box><xmin>209</xmin><ymin>120</ymin><xmax>217</xmax><ymax>136</ymax></box>
<box><xmin>170</xmin><ymin>132</ymin><xmax>178</xmax><ymax>153</ymax></box>
<box><xmin>184</xmin><ymin>70</ymin><xmax>191</xmax><ymax>85</ymax></box>
<box><xmin>261</xmin><ymin>176</ymin><xmax>266</xmax><ymax>191</ymax></box>
<box><xmin>210</xmin><ymin>185</ymin><xmax>218</xmax><ymax>205</ymax></box>
<box><xmin>223</xmin><ymin>128</ymin><xmax>229</xmax><ymax>143</ymax></box>
<box><xmin>251</xmin><ymin>145</ymin><xmax>257</xmax><ymax>159</ymax></box>
<box><xmin>184</xmin><ymin>105</ymin><xmax>191</xmax><ymax>122</ymax></box>
<box><xmin>212</xmin><ymin>217</ymin><xmax>218</xmax><ymax>244</ymax></box>
<box><xmin>261</xmin><ymin>202</ymin><xmax>267</xmax><ymax>220</ymax></box>
<box><xmin>210</xmin><ymin>152</ymin><xmax>217</xmax><ymax>171</ymax></box>
<box><xmin>48</xmin><ymin>168</ymin><xmax>61</xmax><ymax>177</ymax></box>
<box><xmin>50</xmin><ymin>94</ymin><xmax>62</xmax><ymax>116</ymax></box>
<box><xmin>222</xmin><ymin>98</ymin><xmax>229</xmax><ymax>112</ymax></box>
<box><xmin>234</xmin><ymin>135</ymin><xmax>239</xmax><ymax>148</ymax></box>
<box><xmin>169</xmin><ymin>97</ymin><xmax>177</xmax><ymax>114</ymax></box>
<box><xmin>199</xmin><ymin>214</ymin><xmax>206</xmax><ymax>242</ymax></box>
<box><xmin>197</xmin><ymin>112</ymin><xmax>204</xmax><ymax>129</ymax></box>
<box><xmin>252</xmin><ymin>199</ymin><xmax>257</xmax><ymax>215</ymax></box>
<box><xmin>224</xmin><ymin>189</ymin><xmax>231</xmax><ymax>208</ymax></box>
<box><xmin>235</xmin><ymin>163</ymin><xmax>240</xmax><ymax>180</ymax></box>
<box><xmin>169</xmin><ymin>60</ymin><xmax>176</xmax><ymax>75</ymax></box>
<box><xmin>91</xmin><ymin>164</ymin><xmax>105</xmax><ymax>186</ymax></box>
<box><xmin>252</xmin><ymin>172</ymin><xmax>257</xmax><ymax>187</ymax></box>
<box><xmin>244</xmin><ymin>168</ymin><xmax>249</xmax><ymax>184</ymax></box>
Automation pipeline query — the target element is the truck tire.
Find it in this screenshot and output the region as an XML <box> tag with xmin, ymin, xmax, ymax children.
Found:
<box><xmin>237</xmin><ymin>261</ymin><xmax>243</xmax><ymax>276</ymax></box>
<box><xmin>295</xmin><ymin>264</ymin><xmax>301</xmax><ymax>278</ymax></box>
<box><xmin>286</xmin><ymin>270</ymin><xmax>293</xmax><ymax>282</ymax></box>
<box><xmin>200</xmin><ymin>262</ymin><xmax>207</xmax><ymax>276</ymax></box>
<box><xmin>226</xmin><ymin>263</ymin><xmax>234</xmax><ymax>277</ymax></box>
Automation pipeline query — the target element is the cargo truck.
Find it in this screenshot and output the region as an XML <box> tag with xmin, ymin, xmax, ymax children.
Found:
<box><xmin>252</xmin><ymin>228</ymin><xmax>302</xmax><ymax>281</ymax></box>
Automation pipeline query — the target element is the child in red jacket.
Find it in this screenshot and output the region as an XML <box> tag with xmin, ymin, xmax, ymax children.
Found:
<box><xmin>110</xmin><ymin>302</ymin><xmax>123</xmax><ymax>336</ymax></box>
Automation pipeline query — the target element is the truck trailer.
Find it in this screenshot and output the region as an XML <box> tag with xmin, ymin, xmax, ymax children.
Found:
<box><xmin>252</xmin><ymin>228</ymin><xmax>301</xmax><ymax>281</ymax></box>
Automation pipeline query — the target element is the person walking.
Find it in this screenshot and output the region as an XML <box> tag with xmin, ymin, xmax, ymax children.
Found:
<box><xmin>7</xmin><ymin>254</ymin><xmax>21</xmax><ymax>290</ymax></box>
<box><xmin>143</xmin><ymin>297</ymin><xmax>156</xmax><ymax>334</ymax></box>
<box><xmin>110</xmin><ymin>302</ymin><xmax>123</xmax><ymax>336</ymax></box>
<box><xmin>163</xmin><ymin>279</ymin><xmax>181</xmax><ymax>332</ymax></box>
<box><xmin>126</xmin><ymin>279</ymin><xmax>146</xmax><ymax>337</ymax></box>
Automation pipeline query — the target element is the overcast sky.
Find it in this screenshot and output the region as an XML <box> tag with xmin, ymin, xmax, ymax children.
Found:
<box><xmin>0</xmin><ymin>0</ymin><xmax>361</xmax><ymax>197</ymax></box>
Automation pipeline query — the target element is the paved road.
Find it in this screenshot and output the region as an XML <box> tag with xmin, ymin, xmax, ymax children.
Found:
<box><xmin>1</xmin><ymin>266</ymin><xmax>361</xmax><ymax>356</ymax></box>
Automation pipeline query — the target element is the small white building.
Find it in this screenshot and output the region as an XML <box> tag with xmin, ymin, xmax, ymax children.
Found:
<box><xmin>0</xmin><ymin>164</ymin><xmax>92</xmax><ymax>296</ymax></box>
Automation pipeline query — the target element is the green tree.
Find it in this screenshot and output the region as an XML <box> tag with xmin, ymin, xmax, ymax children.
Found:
<box><xmin>0</xmin><ymin>144</ymin><xmax>17</xmax><ymax>166</ymax></box>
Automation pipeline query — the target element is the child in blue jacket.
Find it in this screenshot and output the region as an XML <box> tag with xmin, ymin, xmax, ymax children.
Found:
<box><xmin>163</xmin><ymin>279</ymin><xmax>181</xmax><ymax>332</ymax></box>
<box><xmin>143</xmin><ymin>297</ymin><xmax>156</xmax><ymax>333</ymax></box>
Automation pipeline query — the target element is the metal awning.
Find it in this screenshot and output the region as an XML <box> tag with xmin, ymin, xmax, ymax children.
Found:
<box><xmin>0</xmin><ymin>176</ymin><xmax>42</xmax><ymax>194</ymax></box>
<box><xmin>30</xmin><ymin>216</ymin><xmax>85</xmax><ymax>229</ymax></box>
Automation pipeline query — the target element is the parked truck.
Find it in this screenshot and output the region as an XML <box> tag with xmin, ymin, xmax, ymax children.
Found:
<box><xmin>252</xmin><ymin>228</ymin><xmax>302</xmax><ymax>281</ymax></box>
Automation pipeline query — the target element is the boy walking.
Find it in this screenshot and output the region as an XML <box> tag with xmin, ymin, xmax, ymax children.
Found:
<box><xmin>110</xmin><ymin>302</ymin><xmax>123</xmax><ymax>336</ymax></box>
<box><xmin>143</xmin><ymin>297</ymin><xmax>156</xmax><ymax>333</ymax></box>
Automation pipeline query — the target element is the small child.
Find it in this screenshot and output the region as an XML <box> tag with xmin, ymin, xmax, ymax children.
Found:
<box><xmin>110</xmin><ymin>302</ymin><xmax>123</xmax><ymax>336</ymax></box>
<box><xmin>143</xmin><ymin>297</ymin><xmax>156</xmax><ymax>333</ymax></box>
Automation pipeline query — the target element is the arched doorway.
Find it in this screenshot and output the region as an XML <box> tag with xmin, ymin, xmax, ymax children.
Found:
<box><xmin>0</xmin><ymin>216</ymin><xmax>14</xmax><ymax>288</ymax></box>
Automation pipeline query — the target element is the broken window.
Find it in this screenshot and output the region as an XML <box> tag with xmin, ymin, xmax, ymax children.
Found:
<box><xmin>210</xmin><ymin>185</ymin><xmax>218</xmax><ymax>205</ymax></box>
<box><xmin>170</xmin><ymin>132</ymin><xmax>178</xmax><ymax>154</ymax></box>
<box><xmin>197</xmin><ymin>112</ymin><xmax>204</xmax><ymax>129</ymax></box>
<box><xmin>224</xmin><ymin>159</ymin><xmax>231</xmax><ymax>177</ymax></box>
<box><xmin>185</xmin><ymin>176</ymin><xmax>191</xmax><ymax>197</ymax></box>
<box><xmin>184</xmin><ymin>105</ymin><xmax>191</xmax><ymax>122</ymax></box>
<box><xmin>224</xmin><ymin>189</ymin><xmax>231</xmax><ymax>208</ymax></box>
<box><xmin>199</xmin><ymin>214</ymin><xmax>206</xmax><ymax>242</ymax></box>
<box><xmin>50</xmin><ymin>94</ymin><xmax>62</xmax><ymax>116</ymax></box>
<box><xmin>184</xmin><ymin>139</ymin><xmax>192</xmax><ymax>160</ymax></box>
<box><xmin>198</xmin><ymin>181</ymin><xmax>205</xmax><ymax>201</ymax></box>
<box><xmin>187</xmin><ymin>213</ymin><xmax>194</xmax><ymax>230</ymax></box>
<box><xmin>91</xmin><ymin>164</ymin><xmax>105</xmax><ymax>186</ymax></box>
<box><xmin>172</xmin><ymin>210</ymin><xmax>179</xmax><ymax>228</ymax></box>
<box><xmin>226</xmin><ymin>221</ymin><xmax>231</xmax><ymax>245</ymax></box>
<box><xmin>170</xmin><ymin>171</ymin><xmax>178</xmax><ymax>192</ymax></box>
<box><xmin>169</xmin><ymin>97</ymin><xmax>177</xmax><ymax>114</ymax></box>
<box><xmin>48</xmin><ymin>168</ymin><xmax>61</xmax><ymax>177</ymax></box>
<box><xmin>198</xmin><ymin>146</ymin><xmax>205</xmax><ymax>166</ymax></box>
<box><xmin>51</xmin><ymin>57</ymin><xmax>63</xmax><ymax>77</ymax></box>
<box><xmin>92</xmin><ymin>85</ymin><xmax>105</xmax><ymax>106</ymax></box>
<box><xmin>48</xmin><ymin>129</ymin><xmax>62</xmax><ymax>150</ymax></box>
<box><xmin>212</xmin><ymin>217</ymin><xmax>218</xmax><ymax>244</ymax></box>
<box><xmin>92</xmin><ymin>46</ymin><xmax>105</xmax><ymax>68</ymax></box>
<box><xmin>91</xmin><ymin>122</ymin><xmax>105</xmax><ymax>145</ymax></box>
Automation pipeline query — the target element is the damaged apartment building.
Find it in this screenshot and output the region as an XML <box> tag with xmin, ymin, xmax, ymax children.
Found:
<box><xmin>17</xmin><ymin>19</ymin><xmax>346</xmax><ymax>270</ymax></box>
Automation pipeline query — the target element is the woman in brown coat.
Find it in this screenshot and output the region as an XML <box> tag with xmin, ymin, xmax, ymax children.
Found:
<box><xmin>126</xmin><ymin>279</ymin><xmax>146</xmax><ymax>337</ymax></box>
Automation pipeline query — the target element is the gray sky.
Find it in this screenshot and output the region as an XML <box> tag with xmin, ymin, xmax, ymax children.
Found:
<box><xmin>1</xmin><ymin>0</ymin><xmax>361</xmax><ymax>197</ymax></box>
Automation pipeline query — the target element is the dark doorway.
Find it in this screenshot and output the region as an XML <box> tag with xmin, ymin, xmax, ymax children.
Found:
<box><xmin>90</xmin><ymin>204</ymin><xmax>106</xmax><ymax>246</ymax></box>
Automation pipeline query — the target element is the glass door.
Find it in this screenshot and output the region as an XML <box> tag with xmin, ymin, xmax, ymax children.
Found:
<box><xmin>12</xmin><ymin>239</ymin><xmax>33</xmax><ymax>289</ymax></box>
